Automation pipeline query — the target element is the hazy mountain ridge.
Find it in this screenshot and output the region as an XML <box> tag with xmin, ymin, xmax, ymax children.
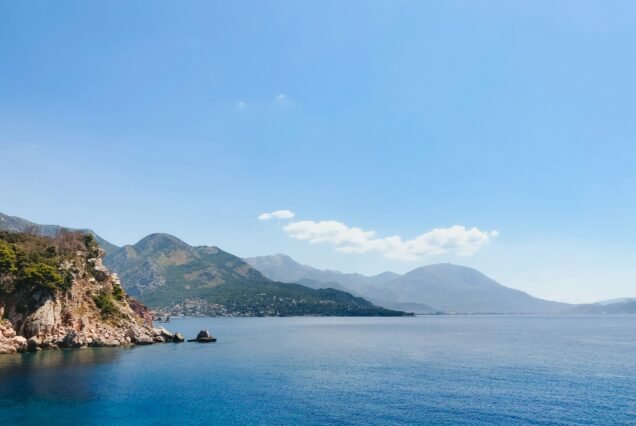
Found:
<box><xmin>569</xmin><ymin>299</ymin><xmax>636</xmax><ymax>314</ymax></box>
<box><xmin>246</xmin><ymin>254</ymin><xmax>399</xmax><ymax>291</ymax></box>
<box><xmin>245</xmin><ymin>254</ymin><xmax>435</xmax><ymax>312</ymax></box>
<box><xmin>246</xmin><ymin>255</ymin><xmax>572</xmax><ymax>314</ymax></box>
<box><xmin>3</xmin><ymin>213</ymin><xmax>631</xmax><ymax>316</ymax></box>
<box><xmin>384</xmin><ymin>264</ymin><xmax>570</xmax><ymax>314</ymax></box>
<box><xmin>596</xmin><ymin>297</ymin><xmax>636</xmax><ymax>306</ymax></box>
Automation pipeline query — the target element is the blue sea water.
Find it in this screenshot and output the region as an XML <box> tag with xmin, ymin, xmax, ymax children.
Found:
<box><xmin>1</xmin><ymin>315</ymin><xmax>635</xmax><ymax>425</ymax></box>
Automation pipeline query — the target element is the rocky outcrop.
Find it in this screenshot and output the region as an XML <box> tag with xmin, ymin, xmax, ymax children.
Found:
<box><xmin>187</xmin><ymin>329</ymin><xmax>217</xmax><ymax>343</ymax></box>
<box><xmin>0</xmin><ymin>318</ymin><xmax>27</xmax><ymax>354</ymax></box>
<box><xmin>0</xmin><ymin>231</ymin><xmax>183</xmax><ymax>354</ymax></box>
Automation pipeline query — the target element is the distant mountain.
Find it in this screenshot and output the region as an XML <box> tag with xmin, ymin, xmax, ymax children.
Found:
<box><xmin>283</xmin><ymin>277</ymin><xmax>438</xmax><ymax>313</ymax></box>
<box><xmin>0</xmin><ymin>212</ymin><xmax>118</xmax><ymax>254</ymax></box>
<box><xmin>246</xmin><ymin>254</ymin><xmax>436</xmax><ymax>313</ymax></box>
<box><xmin>595</xmin><ymin>297</ymin><xmax>636</xmax><ymax>306</ymax></box>
<box><xmin>569</xmin><ymin>300</ymin><xmax>636</xmax><ymax>314</ymax></box>
<box><xmin>381</xmin><ymin>264</ymin><xmax>570</xmax><ymax>314</ymax></box>
<box><xmin>295</xmin><ymin>278</ymin><xmax>348</xmax><ymax>292</ymax></box>
<box><xmin>245</xmin><ymin>254</ymin><xmax>399</xmax><ymax>292</ymax></box>
<box><xmin>105</xmin><ymin>234</ymin><xmax>408</xmax><ymax>317</ymax></box>
<box><xmin>246</xmin><ymin>255</ymin><xmax>571</xmax><ymax>314</ymax></box>
<box><xmin>372</xmin><ymin>301</ymin><xmax>441</xmax><ymax>315</ymax></box>
<box><xmin>105</xmin><ymin>233</ymin><xmax>265</xmax><ymax>298</ymax></box>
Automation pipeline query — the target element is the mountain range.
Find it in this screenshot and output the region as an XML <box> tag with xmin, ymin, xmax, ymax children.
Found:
<box><xmin>2</xmin><ymin>211</ymin><xmax>633</xmax><ymax>315</ymax></box>
<box><xmin>568</xmin><ymin>299</ymin><xmax>636</xmax><ymax>314</ymax></box>
<box><xmin>101</xmin><ymin>233</ymin><xmax>407</xmax><ymax>316</ymax></box>
<box><xmin>0</xmin><ymin>213</ymin><xmax>405</xmax><ymax>316</ymax></box>
<box><xmin>246</xmin><ymin>254</ymin><xmax>571</xmax><ymax>314</ymax></box>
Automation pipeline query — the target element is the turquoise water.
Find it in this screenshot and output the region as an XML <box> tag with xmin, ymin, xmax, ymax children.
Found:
<box><xmin>1</xmin><ymin>316</ymin><xmax>635</xmax><ymax>425</ymax></box>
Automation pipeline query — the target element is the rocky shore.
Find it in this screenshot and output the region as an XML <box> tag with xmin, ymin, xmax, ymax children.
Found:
<box><xmin>0</xmin><ymin>318</ymin><xmax>184</xmax><ymax>354</ymax></box>
<box><xmin>0</xmin><ymin>231</ymin><xmax>181</xmax><ymax>355</ymax></box>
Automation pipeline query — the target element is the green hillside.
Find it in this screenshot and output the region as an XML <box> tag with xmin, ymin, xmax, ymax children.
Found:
<box><xmin>141</xmin><ymin>280</ymin><xmax>408</xmax><ymax>317</ymax></box>
<box><xmin>105</xmin><ymin>233</ymin><xmax>409</xmax><ymax>317</ymax></box>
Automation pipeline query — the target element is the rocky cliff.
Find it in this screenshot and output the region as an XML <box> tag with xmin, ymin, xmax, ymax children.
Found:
<box><xmin>0</xmin><ymin>230</ymin><xmax>178</xmax><ymax>355</ymax></box>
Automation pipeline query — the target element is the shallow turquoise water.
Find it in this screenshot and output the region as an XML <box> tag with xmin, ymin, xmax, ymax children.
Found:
<box><xmin>1</xmin><ymin>315</ymin><xmax>635</xmax><ymax>425</ymax></box>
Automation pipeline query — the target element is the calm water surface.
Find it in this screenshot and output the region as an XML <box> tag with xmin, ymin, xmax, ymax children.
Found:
<box><xmin>1</xmin><ymin>315</ymin><xmax>635</xmax><ymax>425</ymax></box>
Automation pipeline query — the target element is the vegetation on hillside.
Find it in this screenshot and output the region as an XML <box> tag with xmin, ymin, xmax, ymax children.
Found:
<box><xmin>104</xmin><ymin>233</ymin><xmax>410</xmax><ymax>316</ymax></box>
<box><xmin>0</xmin><ymin>230</ymin><xmax>78</xmax><ymax>295</ymax></box>
<box><xmin>0</xmin><ymin>212</ymin><xmax>119</xmax><ymax>255</ymax></box>
<box><xmin>0</xmin><ymin>230</ymin><xmax>126</xmax><ymax>318</ymax></box>
<box><xmin>142</xmin><ymin>279</ymin><xmax>410</xmax><ymax>317</ymax></box>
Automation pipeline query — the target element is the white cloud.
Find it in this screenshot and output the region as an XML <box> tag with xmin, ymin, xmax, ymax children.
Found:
<box><xmin>276</xmin><ymin>94</ymin><xmax>286</xmax><ymax>100</ymax></box>
<box><xmin>258</xmin><ymin>209</ymin><xmax>296</xmax><ymax>221</ymax></box>
<box><xmin>283</xmin><ymin>220</ymin><xmax>498</xmax><ymax>261</ymax></box>
<box><xmin>236</xmin><ymin>101</ymin><xmax>246</xmax><ymax>110</ymax></box>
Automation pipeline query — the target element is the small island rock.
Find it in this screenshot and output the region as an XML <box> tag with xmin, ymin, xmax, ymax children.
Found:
<box><xmin>187</xmin><ymin>330</ymin><xmax>217</xmax><ymax>343</ymax></box>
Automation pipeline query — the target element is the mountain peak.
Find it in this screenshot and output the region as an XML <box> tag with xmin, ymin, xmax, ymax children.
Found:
<box><xmin>133</xmin><ymin>233</ymin><xmax>191</xmax><ymax>252</ymax></box>
<box><xmin>406</xmin><ymin>263</ymin><xmax>482</xmax><ymax>277</ymax></box>
<box><xmin>259</xmin><ymin>253</ymin><xmax>298</xmax><ymax>263</ymax></box>
<box><xmin>102</xmin><ymin>240</ymin><xmax>402</xmax><ymax>317</ymax></box>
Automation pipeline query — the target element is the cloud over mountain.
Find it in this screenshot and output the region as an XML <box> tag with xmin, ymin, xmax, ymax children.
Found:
<box><xmin>282</xmin><ymin>220</ymin><xmax>497</xmax><ymax>261</ymax></box>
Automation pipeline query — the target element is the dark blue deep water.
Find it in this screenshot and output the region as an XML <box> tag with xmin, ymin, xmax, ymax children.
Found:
<box><xmin>1</xmin><ymin>316</ymin><xmax>635</xmax><ymax>425</ymax></box>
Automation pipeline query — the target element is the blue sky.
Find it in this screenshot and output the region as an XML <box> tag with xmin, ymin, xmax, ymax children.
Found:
<box><xmin>1</xmin><ymin>1</ymin><xmax>635</xmax><ymax>303</ymax></box>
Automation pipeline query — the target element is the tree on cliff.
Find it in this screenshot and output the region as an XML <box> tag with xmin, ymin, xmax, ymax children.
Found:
<box><xmin>0</xmin><ymin>241</ymin><xmax>17</xmax><ymax>292</ymax></box>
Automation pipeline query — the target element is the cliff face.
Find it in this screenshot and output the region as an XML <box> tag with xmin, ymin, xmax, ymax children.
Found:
<box><xmin>0</xmin><ymin>231</ymin><xmax>177</xmax><ymax>355</ymax></box>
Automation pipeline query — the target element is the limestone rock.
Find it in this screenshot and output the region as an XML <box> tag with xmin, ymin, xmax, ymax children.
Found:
<box><xmin>135</xmin><ymin>336</ymin><xmax>154</xmax><ymax>345</ymax></box>
<box><xmin>0</xmin><ymin>230</ymin><xmax>176</xmax><ymax>356</ymax></box>
<box><xmin>21</xmin><ymin>299</ymin><xmax>62</xmax><ymax>338</ymax></box>
<box><xmin>60</xmin><ymin>331</ymin><xmax>83</xmax><ymax>348</ymax></box>
<box><xmin>155</xmin><ymin>327</ymin><xmax>174</xmax><ymax>340</ymax></box>
<box><xmin>12</xmin><ymin>336</ymin><xmax>27</xmax><ymax>352</ymax></box>
<box><xmin>27</xmin><ymin>336</ymin><xmax>42</xmax><ymax>352</ymax></box>
<box><xmin>0</xmin><ymin>344</ymin><xmax>16</xmax><ymax>354</ymax></box>
<box><xmin>126</xmin><ymin>326</ymin><xmax>154</xmax><ymax>345</ymax></box>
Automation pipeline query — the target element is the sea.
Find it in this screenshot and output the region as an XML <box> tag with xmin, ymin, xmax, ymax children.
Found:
<box><xmin>1</xmin><ymin>315</ymin><xmax>635</xmax><ymax>425</ymax></box>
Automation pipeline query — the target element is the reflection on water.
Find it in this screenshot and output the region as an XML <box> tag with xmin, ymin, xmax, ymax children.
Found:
<box><xmin>0</xmin><ymin>347</ymin><xmax>126</xmax><ymax>403</ymax></box>
<box><xmin>0</xmin><ymin>347</ymin><xmax>126</xmax><ymax>372</ymax></box>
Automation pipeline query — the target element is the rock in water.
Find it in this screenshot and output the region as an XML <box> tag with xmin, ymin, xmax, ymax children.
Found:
<box><xmin>173</xmin><ymin>332</ymin><xmax>185</xmax><ymax>343</ymax></box>
<box><xmin>197</xmin><ymin>330</ymin><xmax>211</xmax><ymax>339</ymax></box>
<box><xmin>155</xmin><ymin>327</ymin><xmax>175</xmax><ymax>341</ymax></box>
<box><xmin>187</xmin><ymin>330</ymin><xmax>217</xmax><ymax>343</ymax></box>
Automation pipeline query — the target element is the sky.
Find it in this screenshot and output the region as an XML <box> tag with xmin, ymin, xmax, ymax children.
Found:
<box><xmin>1</xmin><ymin>1</ymin><xmax>635</xmax><ymax>303</ymax></box>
